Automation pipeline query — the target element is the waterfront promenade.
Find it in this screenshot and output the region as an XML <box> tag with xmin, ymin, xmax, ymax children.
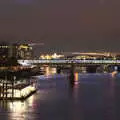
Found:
<box><xmin>0</xmin><ymin>72</ymin><xmax>120</xmax><ymax>120</ymax></box>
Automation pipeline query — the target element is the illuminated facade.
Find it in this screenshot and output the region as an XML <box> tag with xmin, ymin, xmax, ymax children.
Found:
<box><xmin>0</xmin><ymin>42</ymin><xmax>33</xmax><ymax>60</ymax></box>
<box><xmin>39</xmin><ymin>53</ymin><xmax>64</xmax><ymax>59</ymax></box>
<box><xmin>18</xmin><ymin>44</ymin><xmax>33</xmax><ymax>59</ymax></box>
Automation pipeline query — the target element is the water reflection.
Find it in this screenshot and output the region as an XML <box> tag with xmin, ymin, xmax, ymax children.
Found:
<box><xmin>0</xmin><ymin>95</ymin><xmax>35</xmax><ymax>120</ymax></box>
<box><xmin>45</xmin><ymin>66</ymin><xmax>56</xmax><ymax>76</ymax></box>
<box><xmin>0</xmin><ymin>72</ymin><xmax>120</xmax><ymax>120</ymax></box>
<box><xmin>45</xmin><ymin>67</ymin><xmax>50</xmax><ymax>76</ymax></box>
<box><xmin>9</xmin><ymin>101</ymin><xmax>26</xmax><ymax>120</ymax></box>
<box><xmin>0</xmin><ymin>100</ymin><xmax>8</xmax><ymax>111</ymax></box>
<box><xmin>74</xmin><ymin>72</ymin><xmax>79</xmax><ymax>85</ymax></box>
<box><xmin>9</xmin><ymin>101</ymin><xmax>26</xmax><ymax>113</ymax></box>
<box><xmin>68</xmin><ymin>72</ymin><xmax>79</xmax><ymax>102</ymax></box>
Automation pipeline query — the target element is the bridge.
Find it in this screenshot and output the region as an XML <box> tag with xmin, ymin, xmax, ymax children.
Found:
<box><xmin>18</xmin><ymin>59</ymin><xmax>120</xmax><ymax>66</ymax></box>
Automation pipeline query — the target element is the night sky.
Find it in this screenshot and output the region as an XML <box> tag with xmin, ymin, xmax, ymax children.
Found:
<box><xmin>0</xmin><ymin>0</ymin><xmax>120</xmax><ymax>54</ymax></box>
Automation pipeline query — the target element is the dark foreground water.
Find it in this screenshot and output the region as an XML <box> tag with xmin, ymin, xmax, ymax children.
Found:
<box><xmin>1</xmin><ymin>73</ymin><xmax>120</xmax><ymax>120</ymax></box>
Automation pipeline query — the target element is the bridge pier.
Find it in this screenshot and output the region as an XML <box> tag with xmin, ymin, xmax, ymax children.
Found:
<box><xmin>56</xmin><ymin>66</ymin><xmax>62</xmax><ymax>74</ymax></box>
<box><xmin>69</xmin><ymin>64</ymin><xmax>75</xmax><ymax>86</ymax></box>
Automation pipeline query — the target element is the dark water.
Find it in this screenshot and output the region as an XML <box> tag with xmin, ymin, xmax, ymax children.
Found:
<box><xmin>1</xmin><ymin>72</ymin><xmax>120</xmax><ymax>120</ymax></box>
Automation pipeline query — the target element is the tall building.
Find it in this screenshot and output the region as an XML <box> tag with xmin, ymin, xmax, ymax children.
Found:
<box><xmin>18</xmin><ymin>44</ymin><xmax>33</xmax><ymax>59</ymax></box>
<box><xmin>0</xmin><ymin>42</ymin><xmax>10</xmax><ymax>66</ymax></box>
<box><xmin>0</xmin><ymin>42</ymin><xmax>33</xmax><ymax>60</ymax></box>
<box><xmin>9</xmin><ymin>43</ymin><xmax>19</xmax><ymax>58</ymax></box>
<box><xmin>0</xmin><ymin>42</ymin><xmax>9</xmax><ymax>59</ymax></box>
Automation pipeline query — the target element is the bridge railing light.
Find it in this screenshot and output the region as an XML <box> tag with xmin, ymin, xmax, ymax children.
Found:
<box><xmin>18</xmin><ymin>59</ymin><xmax>120</xmax><ymax>65</ymax></box>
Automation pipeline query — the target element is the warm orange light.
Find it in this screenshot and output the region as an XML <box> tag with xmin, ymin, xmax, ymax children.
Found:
<box><xmin>111</xmin><ymin>71</ymin><xmax>118</xmax><ymax>77</ymax></box>
<box><xmin>74</xmin><ymin>72</ymin><xmax>79</xmax><ymax>82</ymax></box>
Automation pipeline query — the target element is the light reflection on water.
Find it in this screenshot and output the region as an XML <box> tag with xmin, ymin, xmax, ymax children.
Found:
<box><xmin>74</xmin><ymin>72</ymin><xmax>79</xmax><ymax>85</ymax></box>
<box><xmin>9</xmin><ymin>102</ymin><xmax>26</xmax><ymax>120</ymax></box>
<box><xmin>9</xmin><ymin>95</ymin><xmax>34</xmax><ymax>113</ymax></box>
<box><xmin>1</xmin><ymin>95</ymin><xmax>35</xmax><ymax>120</ymax></box>
<box><xmin>0</xmin><ymin>67</ymin><xmax>120</xmax><ymax>120</ymax></box>
<box><xmin>9</xmin><ymin>101</ymin><xmax>26</xmax><ymax>113</ymax></box>
<box><xmin>45</xmin><ymin>67</ymin><xmax>57</xmax><ymax>76</ymax></box>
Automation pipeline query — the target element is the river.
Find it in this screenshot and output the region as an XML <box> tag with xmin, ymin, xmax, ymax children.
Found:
<box><xmin>0</xmin><ymin>67</ymin><xmax>120</xmax><ymax>120</ymax></box>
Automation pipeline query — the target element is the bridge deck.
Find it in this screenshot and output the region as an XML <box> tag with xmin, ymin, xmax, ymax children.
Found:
<box><xmin>18</xmin><ymin>59</ymin><xmax>120</xmax><ymax>65</ymax></box>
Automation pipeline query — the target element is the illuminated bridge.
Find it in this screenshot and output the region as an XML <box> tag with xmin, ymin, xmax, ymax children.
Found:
<box><xmin>18</xmin><ymin>59</ymin><xmax>120</xmax><ymax>66</ymax></box>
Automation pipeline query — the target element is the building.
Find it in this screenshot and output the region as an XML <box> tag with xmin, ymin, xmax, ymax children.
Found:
<box><xmin>0</xmin><ymin>42</ymin><xmax>9</xmax><ymax>59</ymax></box>
<box><xmin>0</xmin><ymin>42</ymin><xmax>33</xmax><ymax>66</ymax></box>
<box><xmin>9</xmin><ymin>43</ymin><xmax>19</xmax><ymax>58</ymax></box>
<box><xmin>0</xmin><ymin>42</ymin><xmax>33</xmax><ymax>60</ymax></box>
<box><xmin>39</xmin><ymin>53</ymin><xmax>64</xmax><ymax>59</ymax></box>
<box><xmin>18</xmin><ymin>44</ymin><xmax>33</xmax><ymax>59</ymax></box>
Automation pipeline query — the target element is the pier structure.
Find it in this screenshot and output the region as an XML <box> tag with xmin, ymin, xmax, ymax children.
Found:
<box><xmin>0</xmin><ymin>77</ymin><xmax>37</xmax><ymax>100</ymax></box>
